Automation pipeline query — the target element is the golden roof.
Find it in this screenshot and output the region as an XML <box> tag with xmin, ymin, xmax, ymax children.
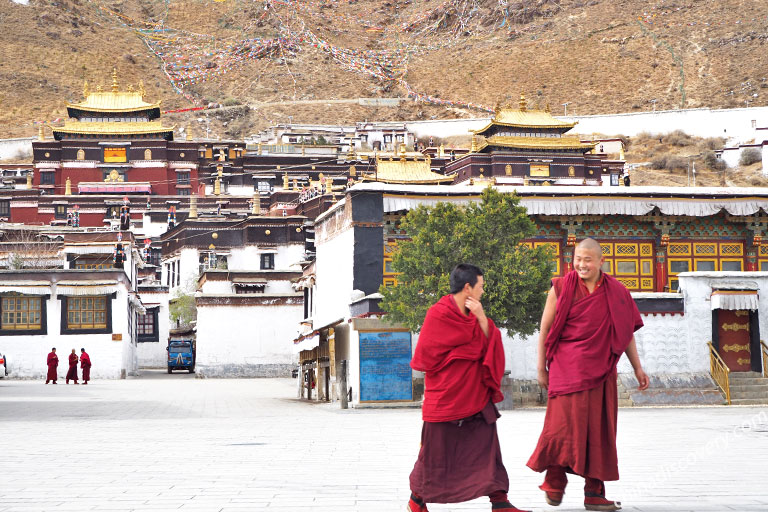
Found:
<box><xmin>474</xmin><ymin>95</ymin><xmax>576</xmax><ymax>133</ymax></box>
<box><xmin>362</xmin><ymin>157</ymin><xmax>454</xmax><ymax>184</ymax></box>
<box><xmin>53</xmin><ymin>120</ymin><xmax>174</xmax><ymax>136</ymax></box>
<box><xmin>479</xmin><ymin>136</ymin><xmax>595</xmax><ymax>151</ymax></box>
<box><xmin>67</xmin><ymin>70</ymin><xmax>160</xmax><ymax>113</ymax></box>
<box><xmin>68</xmin><ymin>91</ymin><xmax>161</xmax><ymax>113</ymax></box>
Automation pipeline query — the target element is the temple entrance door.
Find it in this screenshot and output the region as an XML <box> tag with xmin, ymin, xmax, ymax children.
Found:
<box><xmin>716</xmin><ymin>310</ymin><xmax>752</xmax><ymax>372</ymax></box>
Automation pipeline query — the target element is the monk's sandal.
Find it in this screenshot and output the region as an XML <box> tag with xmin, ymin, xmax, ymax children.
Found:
<box><xmin>491</xmin><ymin>502</ymin><xmax>531</xmax><ymax>511</ymax></box>
<box><xmin>584</xmin><ymin>492</ymin><xmax>621</xmax><ymax>511</ymax></box>
<box><xmin>544</xmin><ymin>490</ymin><xmax>563</xmax><ymax>506</ymax></box>
<box><xmin>406</xmin><ymin>493</ymin><xmax>429</xmax><ymax>512</ymax></box>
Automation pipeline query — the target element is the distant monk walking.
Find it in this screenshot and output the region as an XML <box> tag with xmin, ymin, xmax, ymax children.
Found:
<box><xmin>527</xmin><ymin>238</ymin><xmax>649</xmax><ymax>511</ymax></box>
<box><xmin>45</xmin><ymin>348</ymin><xmax>58</xmax><ymax>384</ymax></box>
<box><xmin>80</xmin><ymin>348</ymin><xmax>91</xmax><ymax>385</ymax></box>
<box><xmin>407</xmin><ymin>264</ymin><xmax>529</xmax><ymax>512</ymax></box>
<box><xmin>65</xmin><ymin>349</ymin><xmax>79</xmax><ymax>385</ymax></box>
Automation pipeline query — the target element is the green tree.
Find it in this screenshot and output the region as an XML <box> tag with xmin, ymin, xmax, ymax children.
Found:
<box><xmin>379</xmin><ymin>187</ymin><xmax>554</xmax><ymax>337</ymax></box>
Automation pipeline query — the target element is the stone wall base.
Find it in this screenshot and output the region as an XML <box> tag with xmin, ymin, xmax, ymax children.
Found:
<box><xmin>196</xmin><ymin>364</ymin><xmax>294</xmax><ymax>378</ymax></box>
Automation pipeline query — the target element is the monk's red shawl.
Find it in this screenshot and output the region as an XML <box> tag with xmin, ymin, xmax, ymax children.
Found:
<box><xmin>80</xmin><ymin>352</ymin><xmax>91</xmax><ymax>369</ymax></box>
<box><xmin>545</xmin><ymin>271</ymin><xmax>643</xmax><ymax>398</ymax></box>
<box><xmin>47</xmin><ymin>352</ymin><xmax>58</xmax><ymax>368</ymax></box>
<box><xmin>411</xmin><ymin>295</ymin><xmax>505</xmax><ymax>422</ymax></box>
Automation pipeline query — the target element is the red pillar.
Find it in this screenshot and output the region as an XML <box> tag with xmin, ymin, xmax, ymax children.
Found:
<box><xmin>655</xmin><ymin>247</ymin><xmax>667</xmax><ymax>292</ymax></box>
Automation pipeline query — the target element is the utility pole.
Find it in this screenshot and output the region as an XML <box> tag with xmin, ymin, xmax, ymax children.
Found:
<box><xmin>650</xmin><ymin>99</ymin><xmax>657</xmax><ymax>112</ymax></box>
<box><xmin>562</xmin><ymin>102</ymin><xmax>570</xmax><ymax>116</ymax></box>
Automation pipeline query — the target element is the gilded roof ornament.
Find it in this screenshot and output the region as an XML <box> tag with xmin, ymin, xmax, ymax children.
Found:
<box><xmin>83</xmin><ymin>80</ymin><xmax>89</xmax><ymax>98</ymax></box>
<box><xmin>519</xmin><ymin>93</ymin><xmax>527</xmax><ymax>112</ymax></box>
<box><xmin>139</xmin><ymin>80</ymin><xmax>146</xmax><ymax>98</ymax></box>
<box><xmin>545</xmin><ymin>103</ymin><xmax>551</xmax><ymax>113</ymax></box>
<box><xmin>128</xmin><ymin>84</ymin><xmax>134</xmax><ymax>92</ymax></box>
<box><xmin>111</xmin><ymin>68</ymin><xmax>119</xmax><ymax>93</ymax></box>
<box><xmin>96</xmin><ymin>85</ymin><xmax>103</xmax><ymax>92</ymax></box>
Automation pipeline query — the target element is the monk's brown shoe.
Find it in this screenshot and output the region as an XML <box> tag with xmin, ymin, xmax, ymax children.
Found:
<box><xmin>584</xmin><ymin>494</ymin><xmax>621</xmax><ymax>511</ymax></box>
<box><xmin>491</xmin><ymin>501</ymin><xmax>531</xmax><ymax>511</ymax></box>
<box><xmin>544</xmin><ymin>490</ymin><xmax>563</xmax><ymax>506</ymax></box>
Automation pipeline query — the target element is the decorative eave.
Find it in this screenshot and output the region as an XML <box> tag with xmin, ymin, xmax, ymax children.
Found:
<box><xmin>473</xmin><ymin>95</ymin><xmax>576</xmax><ymax>135</ymax></box>
<box><xmin>361</xmin><ymin>157</ymin><xmax>454</xmax><ymax>184</ymax></box>
<box><xmin>52</xmin><ymin>121</ymin><xmax>175</xmax><ymax>139</ymax></box>
<box><xmin>478</xmin><ymin>136</ymin><xmax>596</xmax><ymax>152</ymax></box>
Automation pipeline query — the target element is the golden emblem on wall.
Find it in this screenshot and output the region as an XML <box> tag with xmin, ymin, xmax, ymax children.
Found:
<box><xmin>568</xmin><ymin>166</ymin><xmax>575</xmax><ymax>176</ymax></box>
<box><xmin>104</xmin><ymin>169</ymin><xmax>124</xmax><ymax>182</ymax></box>
<box><xmin>734</xmin><ymin>311</ymin><xmax>748</xmax><ymax>317</ymax></box>
<box><xmin>505</xmin><ymin>164</ymin><xmax>512</xmax><ymax>176</ymax></box>
<box><xmin>722</xmin><ymin>323</ymin><xmax>749</xmax><ymax>332</ymax></box>
<box><xmin>737</xmin><ymin>358</ymin><xmax>751</xmax><ymax>366</ymax></box>
<box><xmin>530</xmin><ymin>164</ymin><xmax>550</xmax><ymax>177</ymax></box>
<box><xmin>722</xmin><ymin>343</ymin><xmax>750</xmax><ymax>353</ymax></box>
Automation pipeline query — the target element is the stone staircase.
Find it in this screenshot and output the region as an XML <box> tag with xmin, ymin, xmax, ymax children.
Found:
<box><xmin>728</xmin><ymin>371</ymin><xmax>768</xmax><ymax>405</ymax></box>
<box><xmin>617</xmin><ymin>378</ymin><xmax>633</xmax><ymax>407</ymax></box>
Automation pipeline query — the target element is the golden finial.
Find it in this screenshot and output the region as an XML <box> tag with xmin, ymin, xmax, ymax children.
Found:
<box><xmin>494</xmin><ymin>101</ymin><xmax>502</xmax><ymax>118</ymax></box>
<box><xmin>519</xmin><ymin>93</ymin><xmax>527</xmax><ymax>112</ymax></box>
<box><xmin>214</xmin><ymin>177</ymin><xmax>221</xmax><ymax>196</ymax></box>
<box><xmin>83</xmin><ymin>80</ymin><xmax>89</xmax><ymax>98</ymax></box>
<box><xmin>185</xmin><ymin>128</ymin><xmax>192</xmax><ymax>141</ymax></box>
<box><xmin>96</xmin><ymin>84</ymin><xmax>103</xmax><ymax>92</ymax></box>
<box><xmin>282</xmin><ymin>173</ymin><xmax>289</xmax><ymax>189</ymax></box>
<box><xmin>26</xmin><ymin>173</ymin><xmax>32</xmax><ymax>189</ymax></box>
<box><xmin>251</xmin><ymin>193</ymin><xmax>260</xmax><ymax>215</ymax></box>
<box><xmin>128</xmin><ymin>84</ymin><xmax>134</xmax><ymax>92</ymax></box>
<box><xmin>139</xmin><ymin>80</ymin><xmax>146</xmax><ymax>97</ymax></box>
<box><xmin>439</xmin><ymin>143</ymin><xmax>445</xmax><ymax>157</ymax></box>
<box><xmin>65</xmin><ymin>177</ymin><xmax>72</xmax><ymax>196</ymax></box>
<box><xmin>111</xmin><ymin>68</ymin><xmax>119</xmax><ymax>93</ymax></box>
<box><xmin>189</xmin><ymin>195</ymin><xmax>198</xmax><ymax>218</ymax></box>
<box><xmin>545</xmin><ymin>103</ymin><xmax>551</xmax><ymax>113</ymax></box>
<box><xmin>38</xmin><ymin>124</ymin><xmax>45</xmax><ymax>141</ymax></box>
<box><xmin>620</xmin><ymin>146</ymin><xmax>626</xmax><ymax>161</ymax></box>
<box><xmin>471</xmin><ymin>134</ymin><xmax>478</xmax><ymax>153</ymax></box>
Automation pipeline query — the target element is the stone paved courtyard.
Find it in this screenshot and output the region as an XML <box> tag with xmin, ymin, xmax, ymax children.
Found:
<box><xmin>0</xmin><ymin>372</ymin><xmax>766</xmax><ymax>512</ymax></box>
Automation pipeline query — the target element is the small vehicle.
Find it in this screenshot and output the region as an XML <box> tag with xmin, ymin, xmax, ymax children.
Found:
<box><xmin>0</xmin><ymin>352</ymin><xmax>6</xmax><ymax>377</ymax></box>
<box><xmin>167</xmin><ymin>340</ymin><xmax>195</xmax><ymax>374</ymax></box>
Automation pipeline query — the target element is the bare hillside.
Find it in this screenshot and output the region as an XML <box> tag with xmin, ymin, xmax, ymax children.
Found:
<box><xmin>1</xmin><ymin>0</ymin><xmax>766</xmax><ymax>140</ymax></box>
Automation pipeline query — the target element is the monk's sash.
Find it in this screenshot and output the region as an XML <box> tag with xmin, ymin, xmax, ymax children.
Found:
<box><xmin>412</xmin><ymin>295</ymin><xmax>505</xmax><ymax>422</ymax></box>
<box><xmin>545</xmin><ymin>271</ymin><xmax>643</xmax><ymax>397</ymax></box>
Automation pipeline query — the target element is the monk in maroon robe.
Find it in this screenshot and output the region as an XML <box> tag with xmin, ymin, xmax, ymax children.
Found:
<box><xmin>80</xmin><ymin>348</ymin><xmax>91</xmax><ymax>385</ymax></box>
<box><xmin>45</xmin><ymin>348</ymin><xmax>58</xmax><ymax>384</ymax></box>
<box><xmin>527</xmin><ymin>239</ymin><xmax>649</xmax><ymax>511</ymax></box>
<box><xmin>407</xmin><ymin>264</ymin><xmax>529</xmax><ymax>512</ymax></box>
<box><xmin>65</xmin><ymin>349</ymin><xmax>79</xmax><ymax>384</ymax></box>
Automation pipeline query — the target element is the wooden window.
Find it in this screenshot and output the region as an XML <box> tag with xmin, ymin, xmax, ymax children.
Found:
<box><xmin>640</xmin><ymin>259</ymin><xmax>654</xmax><ymax>275</ymax></box>
<box><xmin>74</xmin><ymin>262</ymin><xmax>111</xmax><ymax>270</ymax></box>
<box><xmin>260</xmin><ymin>253</ymin><xmax>275</xmax><ymax>270</ymax></box>
<box><xmin>720</xmin><ymin>259</ymin><xmax>743</xmax><ymax>271</ymax></box>
<box><xmin>382</xmin><ymin>277</ymin><xmax>398</xmax><ymax>287</ymax></box>
<box><xmin>66</xmin><ymin>296</ymin><xmax>107</xmax><ymax>330</ymax></box>
<box><xmin>615</xmin><ymin>260</ymin><xmax>638</xmax><ymax>275</ymax></box>
<box><xmin>177</xmin><ymin>172</ymin><xmax>190</xmax><ymax>185</ymax></box>
<box><xmin>137</xmin><ymin>308</ymin><xmax>159</xmax><ymax>342</ymax></box>
<box><xmin>55</xmin><ymin>205</ymin><xmax>67</xmax><ymax>220</ymax></box>
<box><xmin>639</xmin><ymin>243</ymin><xmax>653</xmax><ymax>257</ymax></box>
<box><xmin>669</xmin><ymin>259</ymin><xmax>691</xmax><ymax>274</ymax></box>
<box><xmin>720</xmin><ymin>243</ymin><xmax>743</xmax><ymax>256</ymax></box>
<box><xmin>641</xmin><ymin>278</ymin><xmax>654</xmax><ymax>290</ymax></box>
<box><xmin>0</xmin><ymin>200</ymin><xmax>9</xmax><ymax>218</ymax></box>
<box><xmin>1</xmin><ymin>294</ymin><xmax>42</xmax><ymax>331</ymax></box>
<box><xmin>614</xmin><ymin>243</ymin><xmax>638</xmax><ymax>257</ymax></box>
<box><xmin>760</xmin><ymin>260</ymin><xmax>768</xmax><ymax>271</ymax></box>
<box><xmin>176</xmin><ymin>188</ymin><xmax>191</xmax><ymax>196</ymax></box>
<box><xmin>601</xmin><ymin>260</ymin><xmax>613</xmax><ymax>274</ymax></box>
<box><xmin>40</xmin><ymin>172</ymin><xmax>55</xmax><ymax>185</ymax></box>
<box><xmin>601</xmin><ymin>243</ymin><xmax>613</xmax><ymax>256</ymax></box>
<box><xmin>668</xmin><ymin>243</ymin><xmax>691</xmax><ymax>256</ymax></box>
<box><xmin>616</xmin><ymin>277</ymin><xmax>639</xmax><ymax>289</ymax></box>
<box><xmin>694</xmin><ymin>243</ymin><xmax>717</xmax><ymax>256</ymax></box>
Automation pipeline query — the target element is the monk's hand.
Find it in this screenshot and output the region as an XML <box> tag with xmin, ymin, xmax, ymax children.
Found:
<box><xmin>464</xmin><ymin>296</ymin><xmax>486</xmax><ymax>320</ymax></box>
<box><xmin>635</xmin><ymin>368</ymin><xmax>650</xmax><ymax>391</ymax></box>
<box><xmin>537</xmin><ymin>368</ymin><xmax>548</xmax><ymax>389</ymax></box>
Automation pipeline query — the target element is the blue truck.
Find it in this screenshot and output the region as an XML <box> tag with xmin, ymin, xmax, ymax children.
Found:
<box><xmin>167</xmin><ymin>339</ymin><xmax>195</xmax><ymax>374</ymax></box>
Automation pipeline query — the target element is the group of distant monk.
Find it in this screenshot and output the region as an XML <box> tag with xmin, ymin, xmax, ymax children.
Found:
<box><xmin>45</xmin><ymin>348</ymin><xmax>92</xmax><ymax>385</ymax></box>
<box><xmin>407</xmin><ymin>239</ymin><xmax>649</xmax><ymax>512</ymax></box>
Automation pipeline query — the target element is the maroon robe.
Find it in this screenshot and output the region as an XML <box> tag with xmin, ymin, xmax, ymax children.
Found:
<box><xmin>46</xmin><ymin>352</ymin><xmax>58</xmax><ymax>383</ymax></box>
<box><xmin>80</xmin><ymin>352</ymin><xmax>91</xmax><ymax>383</ymax></box>
<box><xmin>409</xmin><ymin>295</ymin><xmax>508</xmax><ymax>503</ymax></box>
<box><xmin>66</xmin><ymin>353</ymin><xmax>79</xmax><ymax>383</ymax></box>
<box><xmin>527</xmin><ymin>271</ymin><xmax>643</xmax><ymax>485</ymax></box>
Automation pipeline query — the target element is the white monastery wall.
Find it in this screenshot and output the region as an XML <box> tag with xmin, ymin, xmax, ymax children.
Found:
<box><xmin>0</xmin><ymin>137</ymin><xmax>34</xmax><ymax>161</ymax></box>
<box><xmin>314</xmin><ymin>228</ymin><xmax>354</xmax><ymax>328</ymax></box>
<box><xmin>136</xmin><ymin>290</ymin><xmax>171</xmax><ymax>368</ymax></box>
<box><xmin>195</xmin><ymin>300</ymin><xmax>302</xmax><ymax>377</ymax></box>
<box><xmin>3</xmin><ymin>287</ymin><xmax>137</xmax><ymax>379</ymax></box>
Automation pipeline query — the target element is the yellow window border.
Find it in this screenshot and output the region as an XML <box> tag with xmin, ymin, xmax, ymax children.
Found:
<box><xmin>616</xmin><ymin>277</ymin><xmax>640</xmax><ymax>290</ymax></box>
<box><xmin>759</xmin><ymin>259</ymin><xmax>768</xmax><ymax>270</ymax></box>
<box><xmin>640</xmin><ymin>258</ymin><xmax>654</xmax><ymax>276</ymax></box>
<box><xmin>719</xmin><ymin>258</ymin><xmax>744</xmax><ymax>271</ymax></box>
<box><xmin>534</xmin><ymin>241</ymin><xmax>560</xmax><ymax>255</ymax></box>
<box><xmin>641</xmin><ymin>278</ymin><xmax>654</xmax><ymax>290</ymax></box>
<box><xmin>693</xmin><ymin>242</ymin><xmax>718</xmax><ymax>256</ymax></box>
<box><xmin>693</xmin><ymin>259</ymin><xmax>718</xmax><ymax>272</ymax></box>
<box><xmin>382</xmin><ymin>277</ymin><xmax>398</xmax><ymax>287</ymax></box>
<box><xmin>668</xmin><ymin>278</ymin><xmax>680</xmax><ymax>292</ymax></box>
<box><xmin>639</xmin><ymin>243</ymin><xmax>654</xmax><ymax>257</ymax></box>
<box><xmin>719</xmin><ymin>243</ymin><xmax>743</xmax><ymax>256</ymax></box>
<box><xmin>614</xmin><ymin>243</ymin><xmax>638</xmax><ymax>257</ymax></box>
<box><xmin>601</xmin><ymin>243</ymin><xmax>613</xmax><ymax>257</ymax></box>
<box><xmin>601</xmin><ymin>260</ymin><xmax>614</xmax><ymax>274</ymax></box>
<box><xmin>668</xmin><ymin>258</ymin><xmax>692</xmax><ymax>275</ymax></box>
<box><xmin>614</xmin><ymin>259</ymin><xmax>640</xmax><ymax>276</ymax></box>
<box><xmin>760</xmin><ymin>246</ymin><xmax>768</xmax><ymax>257</ymax></box>
<box><xmin>667</xmin><ymin>242</ymin><xmax>691</xmax><ymax>256</ymax></box>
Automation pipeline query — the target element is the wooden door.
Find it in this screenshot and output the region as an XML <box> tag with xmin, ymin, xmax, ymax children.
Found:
<box><xmin>717</xmin><ymin>310</ymin><xmax>752</xmax><ymax>372</ymax></box>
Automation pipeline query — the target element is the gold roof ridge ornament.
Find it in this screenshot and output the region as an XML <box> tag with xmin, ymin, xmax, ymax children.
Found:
<box><xmin>519</xmin><ymin>93</ymin><xmax>527</xmax><ymax>112</ymax></box>
<box><xmin>83</xmin><ymin>80</ymin><xmax>89</xmax><ymax>98</ymax></box>
<box><xmin>139</xmin><ymin>80</ymin><xmax>146</xmax><ymax>98</ymax></box>
<box><xmin>111</xmin><ymin>68</ymin><xmax>119</xmax><ymax>93</ymax></box>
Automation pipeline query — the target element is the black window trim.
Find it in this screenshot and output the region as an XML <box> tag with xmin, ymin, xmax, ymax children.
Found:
<box><xmin>58</xmin><ymin>292</ymin><xmax>114</xmax><ymax>335</ymax></box>
<box><xmin>137</xmin><ymin>307</ymin><xmax>160</xmax><ymax>342</ymax></box>
<box><xmin>0</xmin><ymin>293</ymin><xmax>49</xmax><ymax>336</ymax></box>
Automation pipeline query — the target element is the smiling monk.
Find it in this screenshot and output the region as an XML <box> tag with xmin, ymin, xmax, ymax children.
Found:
<box><xmin>527</xmin><ymin>238</ymin><xmax>649</xmax><ymax>511</ymax></box>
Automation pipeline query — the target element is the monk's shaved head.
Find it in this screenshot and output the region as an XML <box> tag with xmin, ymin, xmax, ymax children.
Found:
<box><xmin>576</xmin><ymin>238</ymin><xmax>602</xmax><ymax>258</ymax></box>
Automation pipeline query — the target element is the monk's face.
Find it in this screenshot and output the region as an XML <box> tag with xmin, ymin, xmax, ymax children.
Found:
<box><xmin>573</xmin><ymin>246</ymin><xmax>604</xmax><ymax>282</ymax></box>
<box><xmin>466</xmin><ymin>275</ymin><xmax>485</xmax><ymax>301</ymax></box>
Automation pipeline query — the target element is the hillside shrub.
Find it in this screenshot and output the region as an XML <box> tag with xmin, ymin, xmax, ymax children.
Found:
<box><xmin>703</xmin><ymin>151</ymin><xmax>728</xmax><ymax>171</ymax></box>
<box><xmin>666</xmin><ymin>130</ymin><xmax>694</xmax><ymax>147</ymax></box>
<box><xmin>740</xmin><ymin>148</ymin><xmax>762</xmax><ymax>166</ymax></box>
